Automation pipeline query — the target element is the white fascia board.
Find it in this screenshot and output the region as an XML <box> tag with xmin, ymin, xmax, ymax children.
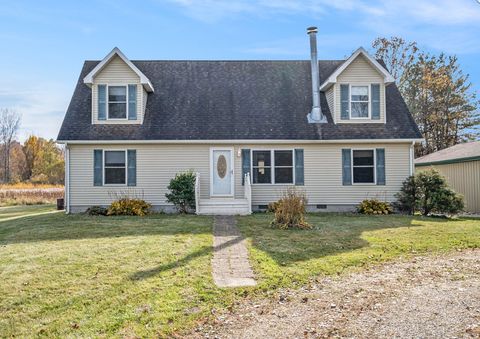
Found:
<box><xmin>83</xmin><ymin>47</ymin><xmax>154</xmax><ymax>92</ymax></box>
<box><xmin>56</xmin><ymin>138</ymin><xmax>424</xmax><ymax>145</ymax></box>
<box><xmin>319</xmin><ymin>47</ymin><xmax>395</xmax><ymax>91</ymax></box>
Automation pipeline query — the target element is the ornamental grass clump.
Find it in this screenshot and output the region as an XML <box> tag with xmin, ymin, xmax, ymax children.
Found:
<box><xmin>271</xmin><ymin>187</ymin><xmax>311</xmax><ymax>230</ymax></box>
<box><xmin>107</xmin><ymin>198</ymin><xmax>152</xmax><ymax>216</ymax></box>
<box><xmin>357</xmin><ymin>199</ymin><xmax>393</xmax><ymax>215</ymax></box>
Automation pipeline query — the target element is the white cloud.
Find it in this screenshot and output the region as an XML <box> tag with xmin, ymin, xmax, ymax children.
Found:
<box><xmin>167</xmin><ymin>0</ymin><xmax>480</xmax><ymax>55</ymax></box>
<box><xmin>165</xmin><ymin>0</ymin><xmax>383</xmax><ymax>22</ymax></box>
<box><xmin>166</xmin><ymin>0</ymin><xmax>480</xmax><ymax>25</ymax></box>
<box><xmin>0</xmin><ymin>83</ymin><xmax>71</xmax><ymax>141</ymax></box>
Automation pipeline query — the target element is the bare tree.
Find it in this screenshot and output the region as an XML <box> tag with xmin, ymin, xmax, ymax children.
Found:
<box><xmin>0</xmin><ymin>108</ymin><xmax>21</xmax><ymax>183</ymax></box>
<box><xmin>372</xmin><ymin>36</ymin><xmax>418</xmax><ymax>91</ymax></box>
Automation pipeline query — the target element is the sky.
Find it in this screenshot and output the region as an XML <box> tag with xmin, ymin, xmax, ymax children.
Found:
<box><xmin>0</xmin><ymin>0</ymin><xmax>479</xmax><ymax>141</ymax></box>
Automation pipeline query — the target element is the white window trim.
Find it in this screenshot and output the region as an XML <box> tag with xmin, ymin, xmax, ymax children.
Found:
<box><xmin>106</xmin><ymin>84</ymin><xmax>129</xmax><ymax>120</ymax></box>
<box><xmin>103</xmin><ymin>149</ymin><xmax>128</xmax><ymax>186</ymax></box>
<box><xmin>351</xmin><ymin>148</ymin><xmax>376</xmax><ymax>185</ymax></box>
<box><xmin>251</xmin><ymin>149</ymin><xmax>295</xmax><ymax>185</ymax></box>
<box><xmin>349</xmin><ymin>84</ymin><xmax>371</xmax><ymax>120</ymax></box>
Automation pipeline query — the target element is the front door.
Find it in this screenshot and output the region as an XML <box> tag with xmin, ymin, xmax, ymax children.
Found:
<box><xmin>211</xmin><ymin>149</ymin><xmax>234</xmax><ymax>196</ymax></box>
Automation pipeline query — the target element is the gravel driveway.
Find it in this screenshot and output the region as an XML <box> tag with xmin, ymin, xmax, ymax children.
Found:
<box><xmin>192</xmin><ymin>249</ymin><xmax>480</xmax><ymax>338</ymax></box>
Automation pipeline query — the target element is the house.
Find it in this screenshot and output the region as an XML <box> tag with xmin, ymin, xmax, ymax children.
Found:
<box><xmin>57</xmin><ymin>27</ymin><xmax>423</xmax><ymax>214</ymax></box>
<box><xmin>415</xmin><ymin>141</ymin><xmax>480</xmax><ymax>214</ymax></box>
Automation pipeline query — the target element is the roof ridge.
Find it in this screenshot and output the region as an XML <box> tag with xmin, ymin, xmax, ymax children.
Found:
<box><xmin>84</xmin><ymin>59</ymin><xmax>346</xmax><ymax>63</ymax></box>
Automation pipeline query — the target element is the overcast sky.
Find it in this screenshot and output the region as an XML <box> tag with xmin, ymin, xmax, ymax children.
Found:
<box><xmin>1</xmin><ymin>0</ymin><xmax>479</xmax><ymax>141</ymax></box>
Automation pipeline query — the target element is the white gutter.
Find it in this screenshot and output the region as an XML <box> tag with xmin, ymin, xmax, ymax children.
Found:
<box><xmin>57</xmin><ymin>138</ymin><xmax>425</xmax><ymax>145</ymax></box>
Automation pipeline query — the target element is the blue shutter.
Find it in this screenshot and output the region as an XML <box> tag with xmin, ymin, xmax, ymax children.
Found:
<box><xmin>376</xmin><ymin>148</ymin><xmax>385</xmax><ymax>185</ymax></box>
<box><xmin>128</xmin><ymin>84</ymin><xmax>137</xmax><ymax>120</ymax></box>
<box><xmin>342</xmin><ymin>149</ymin><xmax>352</xmax><ymax>185</ymax></box>
<box><xmin>241</xmin><ymin>149</ymin><xmax>251</xmax><ymax>185</ymax></box>
<box><xmin>127</xmin><ymin>150</ymin><xmax>137</xmax><ymax>186</ymax></box>
<box><xmin>340</xmin><ymin>84</ymin><xmax>350</xmax><ymax>120</ymax></box>
<box><xmin>94</xmin><ymin>150</ymin><xmax>103</xmax><ymax>186</ymax></box>
<box><xmin>98</xmin><ymin>85</ymin><xmax>107</xmax><ymax>120</ymax></box>
<box><xmin>371</xmin><ymin>84</ymin><xmax>380</xmax><ymax>120</ymax></box>
<box><xmin>294</xmin><ymin>149</ymin><xmax>304</xmax><ymax>186</ymax></box>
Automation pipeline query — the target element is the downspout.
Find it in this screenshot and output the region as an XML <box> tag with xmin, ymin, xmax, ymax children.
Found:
<box><xmin>65</xmin><ymin>144</ymin><xmax>70</xmax><ymax>214</ymax></box>
<box><xmin>307</xmin><ymin>26</ymin><xmax>327</xmax><ymax>123</ymax></box>
<box><xmin>409</xmin><ymin>141</ymin><xmax>414</xmax><ymax>176</ymax></box>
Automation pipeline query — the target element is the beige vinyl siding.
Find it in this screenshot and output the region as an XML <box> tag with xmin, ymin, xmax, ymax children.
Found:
<box><xmin>69</xmin><ymin>143</ymin><xmax>411</xmax><ymax>209</ymax></box>
<box><xmin>416</xmin><ymin>160</ymin><xmax>480</xmax><ymax>213</ymax></box>
<box><xmin>325</xmin><ymin>86</ymin><xmax>334</xmax><ymax>116</ymax></box>
<box><xmin>235</xmin><ymin>143</ymin><xmax>410</xmax><ymax>205</ymax></box>
<box><xmin>91</xmin><ymin>55</ymin><xmax>145</xmax><ymax>124</ymax></box>
<box><xmin>334</xmin><ymin>54</ymin><xmax>386</xmax><ymax>123</ymax></box>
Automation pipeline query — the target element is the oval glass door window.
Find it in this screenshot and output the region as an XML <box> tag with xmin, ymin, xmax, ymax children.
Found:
<box><xmin>217</xmin><ymin>155</ymin><xmax>227</xmax><ymax>179</ymax></box>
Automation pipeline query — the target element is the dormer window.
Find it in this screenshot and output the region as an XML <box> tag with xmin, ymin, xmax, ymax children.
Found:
<box><xmin>340</xmin><ymin>83</ymin><xmax>381</xmax><ymax>121</ymax></box>
<box><xmin>350</xmin><ymin>86</ymin><xmax>369</xmax><ymax>118</ymax></box>
<box><xmin>97</xmin><ymin>84</ymin><xmax>137</xmax><ymax>121</ymax></box>
<box><xmin>108</xmin><ymin>86</ymin><xmax>127</xmax><ymax>119</ymax></box>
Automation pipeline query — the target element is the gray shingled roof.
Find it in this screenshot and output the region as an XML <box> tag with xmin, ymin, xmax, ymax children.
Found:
<box><xmin>57</xmin><ymin>60</ymin><xmax>422</xmax><ymax>141</ymax></box>
<box><xmin>415</xmin><ymin>141</ymin><xmax>480</xmax><ymax>165</ymax></box>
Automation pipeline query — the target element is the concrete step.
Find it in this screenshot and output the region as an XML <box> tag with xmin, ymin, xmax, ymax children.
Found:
<box><xmin>197</xmin><ymin>198</ymin><xmax>251</xmax><ymax>215</ymax></box>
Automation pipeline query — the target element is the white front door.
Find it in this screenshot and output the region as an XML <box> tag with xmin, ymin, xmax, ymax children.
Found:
<box><xmin>211</xmin><ymin>149</ymin><xmax>234</xmax><ymax>196</ymax></box>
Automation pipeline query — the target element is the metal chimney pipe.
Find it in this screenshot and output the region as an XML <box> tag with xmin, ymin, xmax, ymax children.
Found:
<box><xmin>307</xmin><ymin>26</ymin><xmax>326</xmax><ymax>123</ymax></box>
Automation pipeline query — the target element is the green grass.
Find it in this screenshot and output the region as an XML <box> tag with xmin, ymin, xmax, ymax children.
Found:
<box><xmin>238</xmin><ymin>213</ymin><xmax>480</xmax><ymax>290</ymax></box>
<box><xmin>1</xmin><ymin>206</ymin><xmax>479</xmax><ymax>337</ymax></box>
<box><xmin>0</xmin><ymin>205</ymin><xmax>230</xmax><ymax>337</ymax></box>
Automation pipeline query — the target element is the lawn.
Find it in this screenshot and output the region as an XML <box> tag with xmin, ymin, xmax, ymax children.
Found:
<box><xmin>1</xmin><ymin>206</ymin><xmax>479</xmax><ymax>337</ymax></box>
<box><xmin>238</xmin><ymin>213</ymin><xmax>480</xmax><ymax>290</ymax></box>
<box><xmin>0</xmin><ymin>205</ymin><xmax>229</xmax><ymax>337</ymax></box>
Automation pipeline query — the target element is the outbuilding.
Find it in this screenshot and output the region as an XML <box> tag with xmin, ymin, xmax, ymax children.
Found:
<box><xmin>415</xmin><ymin>141</ymin><xmax>480</xmax><ymax>214</ymax></box>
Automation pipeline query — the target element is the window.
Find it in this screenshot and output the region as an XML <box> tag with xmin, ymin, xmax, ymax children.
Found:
<box><xmin>252</xmin><ymin>150</ymin><xmax>294</xmax><ymax>184</ymax></box>
<box><xmin>352</xmin><ymin>150</ymin><xmax>375</xmax><ymax>184</ymax></box>
<box><xmin>104</xmin><ymin>150</ymin><xmax>126</xmax><ymax>184</ymax></box>
<box><xmin>108</xmin><ymin>86</ymin><xmax>127</xmax><ymax>119</ymax></box>
<box><xmin>252</xmin><ymin>151</ymin><xmax>271</xmax><ymax>184</ymax></box>
<box><xmin>274</xmin><ymin>150</ymin><xmax>293</xmax><ymax>184</ymax></box>
<box><xmin>350</xmin><ymin>85</ymin><xmax>369</xmax><ymax>118</ymax></box>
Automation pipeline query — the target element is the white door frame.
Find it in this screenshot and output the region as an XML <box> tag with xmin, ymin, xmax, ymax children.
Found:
<box><xmin>210</xmin><ymin>147</ymin><xmax>235</xmax><ymax>197</ymax></box>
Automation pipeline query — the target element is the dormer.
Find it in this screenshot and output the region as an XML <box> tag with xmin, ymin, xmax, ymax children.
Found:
<box><xmin>83</xmin><ymin>47</ymin><xmax>154</xmax><ymax>125</ymax></box>
<box><xmin>320</xmin><ymin>48</ymin><xmax>394</xmax><ymax>124</ymax></box>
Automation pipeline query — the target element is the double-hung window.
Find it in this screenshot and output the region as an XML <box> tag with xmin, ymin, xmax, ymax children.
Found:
<box><xmin>274</xmin><ymin>150</ymin><xmax>294</xmax><ymax>184</ymax></box>
<box><xmin>108</xmin><ymin>86</ymin><xmax>127</xmax><ymax>119</ymax></box>
<box><xmin>252</xmin><ymin>151</ymin><xmax>271</xmax><ymax>184</ymax></box>
<box><xmin>352</xmin><ymin>150</ymin><xmax>375</xmax><ymax>184</ymax></box>
<box><xmin>104</xmin><ymin>150</ymin><xmax>127</xmax><ymax>185</ymax></box>
<box><xmin>350</xmin><ymin>86</ymin><xmax>369</xmax><ymax>118</ymax></box>
<box><xmin>252</xmin><ymin>150</ymin><xmax>294</xmax><ymax>184</ymax></box>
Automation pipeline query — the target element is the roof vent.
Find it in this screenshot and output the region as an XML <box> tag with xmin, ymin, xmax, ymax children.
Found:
<box><xmin>307</xmin><ymin>26</ymin><xmax>327</xmax><ymax>123</ymax></box>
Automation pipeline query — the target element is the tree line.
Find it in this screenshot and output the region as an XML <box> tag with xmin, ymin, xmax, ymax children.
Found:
<box><xmin>0</xmin><ymin>108</ymin><xmax>64</xmax><ymax>185</ymax></box>
<box><xmin>372</xmin><ymin>37</ymin><xmax>479</xmax><ymax>156</ymax></box>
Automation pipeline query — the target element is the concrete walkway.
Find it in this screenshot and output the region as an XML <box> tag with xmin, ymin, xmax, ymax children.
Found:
<box><xmin>211</xmin><ymin>215</ymin><xmax>256</xmax><ymax>288</ymax></box>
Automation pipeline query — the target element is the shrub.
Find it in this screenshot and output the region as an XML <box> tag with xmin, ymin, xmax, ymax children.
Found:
<box><xmin>85</xmin><ymin>206</ymin><xmax>108</xmax><ymax>216</ymax></box>
<box><xmin>271</xmin><ymin>188</ymin><xmax>311</xmax><ymax>230</ymax></box>
<box><xmin>357</xmin><ymin>199</ymin><xmax>393</xmax><ymax>215</ymax></box>
<box><xmin>107</xmin><ymin>198</ymin><xmax>152</xmax><ymax>216</ymax></box>
<box><xmin>165</xmin><ymin>171</ymin><xmax>196</xmax><ymax>214</ymax></box>
<box><xmin>267</xmin><ymin>201</ymin><xmax>280</xmax><ymax>213</ymax></box>
<box><xmin>394</xmin><ymin>175</ymin><xmax>419</xmax><ymax>214</ymax></box>
<box><xmin>395</xmin><ymin>169</ymin><xmax>464</xmax><ymax>216</ymax></box>
<box><xmin>431</xmin><ymin>188</ymin><xmax>464</xmax><ymax>216</ymax></box>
